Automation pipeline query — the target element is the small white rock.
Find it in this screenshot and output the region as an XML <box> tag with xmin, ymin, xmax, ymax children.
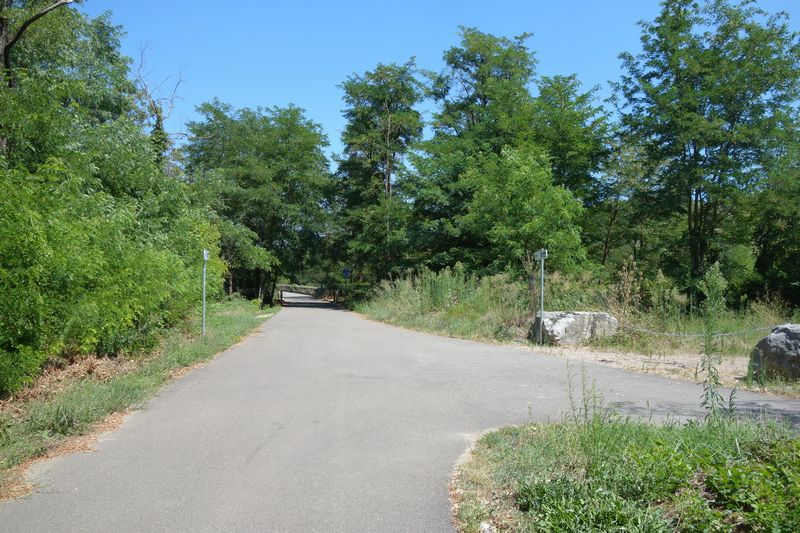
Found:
<box><xmin>479</xmin><ymin>521</ymin><xmax>496</xmax><ymax>533</ymax></box>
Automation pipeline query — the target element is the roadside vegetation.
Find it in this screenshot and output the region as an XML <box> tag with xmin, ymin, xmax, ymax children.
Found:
<box><xmin>358</xmin><ymin>266</ymin><xmax>797</xmax><ymax>356</ymax></box>
<box><xmin>452</xmin><ymin>264</ymin><xmax>800</xmax><ymax>532</ymax></box>
<box><xmin>344</xmin><ymin>0</ymin><xmax>800</xmax><ymax>398</ymax></box>
<box><xmin>0</xmin><ymin>298</ymin><xmax>273</xmax><ymax>492</ymax></box>
<box><xmin>453</xmin><ymin>407</ymin><xmax>799</xmax><ymax>532</ymax></box>
<box><xmin>0</xmin><ymin>4</ymin><xmax>328</xmax><ymax>397</ymax></box>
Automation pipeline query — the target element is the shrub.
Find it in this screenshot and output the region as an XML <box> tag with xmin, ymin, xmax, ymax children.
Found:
<box><xmin>0</xmin><ymin>161</ymin><xmax>224</xmax><ymax>396</ymax></box>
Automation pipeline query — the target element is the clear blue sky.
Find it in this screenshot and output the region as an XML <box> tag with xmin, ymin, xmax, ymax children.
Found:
<box><xmin>80</xmin><ymin>1</ymin><xmax>800</xmax><ymax>159</ymax></box>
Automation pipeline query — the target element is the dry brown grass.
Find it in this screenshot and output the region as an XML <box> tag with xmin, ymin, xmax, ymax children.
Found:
<box><xmin>531</xmin><ymin>344</ymin><xmax>800</xmax><ymax>398</ymax></box>
<box><xmin>0</xmin><ymin>356</ymin><xmax>139</xmax><ymax>419</ymax></box>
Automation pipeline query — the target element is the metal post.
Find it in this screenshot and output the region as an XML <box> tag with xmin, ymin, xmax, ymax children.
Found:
<box><xmin>534</xmin><ymin>248</ymin><xmax>548</xmax><ymax>345</ymax></box>
<box><xmin>539</xmin><ymin>254</ymin><xmax>544</xmax><ymax>344</ymax></box>
<box><xmin>202</xmin><ymin>249</ymin><xmax>209</xmax><ymax>337</ymax></box>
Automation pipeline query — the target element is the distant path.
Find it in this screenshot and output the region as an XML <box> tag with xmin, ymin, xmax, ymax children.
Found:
<box><xmin>3</xmin><ymin>298</ymin><xmax>799</xmax><ymax>532</ymax></box>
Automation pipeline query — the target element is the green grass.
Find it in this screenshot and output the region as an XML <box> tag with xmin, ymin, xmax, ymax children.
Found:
<box><xmin>358</xmin><ymin>267</ymin><xmax>797</xmax><ymax>357</ymax></box>
<box><xmin>454</xmin><ymin>411</ymin><xmax>799</xmax><ymax>532</ymax></box>
<box><xmin>0</xmin><ymin>297</ymin><xmax>274</xmax><ymax>484</ymax></box>
<box><xmin>357</xmin><ymin>266</ymin><xmax>532</xmax><ymax>341</ymax></box>
<box><xmin>592</xmin><ymin>299</ymin><xmax>793</xmax><ymax>358</ymax></box>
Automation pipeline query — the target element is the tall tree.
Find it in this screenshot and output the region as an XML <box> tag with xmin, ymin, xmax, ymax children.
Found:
<box><xmin>0</xmin><ymin>0</ymin><xmax>78</xmax><ymax>87</ymax></box>
<box><xmin>339</xmin><ymin>59</ymin><xmax>423</xmax><ymax>200</ymax></box>
<box><xmin>335</xmin><ymin>59</ymin><xmax>423</xmax><ymax>281</ymax></box>
<box><xmin>0</xmin><ymin>0</ymin><xmax>77</xmax><ymax>155</ymax></box>
<box><xmin>531</xmin><ymin>74</ymin><xmax>610</xmax><ymax>204</ymax></box>
<box><xmin>753</xmin><ymin>131</ymin><xmax>800</xmax><ymax>305</ymax></box>
<box><xmin>408</xmin><ymin>27</ymin><xmax>537</xmax><ymax>271</ymax></box>
<box><xmin>430</xmin><ymin>27</ymin><xmax>535</xmax><ymax>149</ymax></box>
<box><xmin>0</xmin><ymin>4</ymin><xmax>134</xmax><ymax>165</ymax></box>
<box><xmin>583</xmin><ymin>139</ymin><xmax>646</xmax><ymax>266</ymax></box>
<box><xmin>616</xmin><ymin>0</ymin><xmax>800</xmax><ymax>288</ymax></box>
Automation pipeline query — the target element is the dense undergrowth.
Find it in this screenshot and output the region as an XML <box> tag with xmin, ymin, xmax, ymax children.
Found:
<box><xmin>0</xmin><ymin>166</ymin><xmax>226</xmax><ymax>397</ymax></box>
<box><xmin>357</xmin><ymin>266</ymin><xmax>797</xmax><ymax>357</ymax></box>
<box><xmin>455</xmin><ymin>415</ymin><xmax>798</xmax><ymax>532</ymax></box>
<box><xmin>0</xmin><ymin>298</ymin><xmax>271</xmax><ymax>487</ymax></box>
<box><xmin>454</xmin><ymin>376</ymin><xmax>799</xmax><ymax>533</ymax></box>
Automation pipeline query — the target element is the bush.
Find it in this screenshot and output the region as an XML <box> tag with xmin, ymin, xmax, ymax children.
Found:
<box><xmin>0</xmin><ymin>161</ymin><xmax>224</xmax><ymax>396</ymax></box>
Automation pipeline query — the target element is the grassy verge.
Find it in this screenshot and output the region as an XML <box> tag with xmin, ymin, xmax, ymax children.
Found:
<box><xmin>358</xmin><ymin>267</ymin><xmax>796</xmax><ymax>355</ymax></box>
<box><xmin>0</xmin><ymin>297</ymin><xmax>274</xmax><ymax>487</ymax></box>
<box><xmin>356</xmin><ymin>268</ymin><xmax>530</xmax><ymax>342</ymax></box>
<box><xmin>591</xmin><ymin>299</ymin><xmax>790</xmax><ymax>358</ymax></box>
<box><xmin>454</xmin><ymin>412</ymin><xmax>799</xmax><ymax>532</ymax></box>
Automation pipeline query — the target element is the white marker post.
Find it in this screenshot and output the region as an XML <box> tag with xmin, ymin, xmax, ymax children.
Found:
<box><xmin>534</xmin><ymin>248</ymin><xmax>548</xmax><ymax>344</ymax></box>
<box><xmin>202</xmin><ymin>249</ymin><xmax>209</xmax><ymax>337</ymax></box>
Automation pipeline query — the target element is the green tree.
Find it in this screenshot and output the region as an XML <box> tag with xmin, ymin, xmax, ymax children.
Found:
<box><xmin>0</xmin><ymin>3</ymin><xmax>134</xmax><ymax>165</ymax></box>
<box><xmin>0</xmin><ymin>2</ymin><xmax>231</xmax><ymax>397</ymax></box>
<box><xmin>616</xmin><ymin>0</ymin><xmax>800</xmax><ymax>288</ymax></box>
<box><xmin>339</xmin><ymin>59</ymin><xmax>423</xmax><ymax>200</ymax></box>
<box><xmin>429</xmin><ymin>27</ymin><xmax>535</xmax><ymax>148</ymax></box>
<box><xmin>186</xmin><ymin>100</ymin><xmax>330</xmax><ymax>305</ymax></box>
<box><xmin>465</xmin><ymin>145</ymin><xmax>585</xmax><ymax>307</ymax></box>
<box><xmin>582</xmin><ymin>139</ymin><xmax>636</xmax><ymax>267</ymax></box>
<box><xmin>753</xmin><ymin>137</ymin><xmax>800</xmax><ymax>305</ymax></box>
<box><xmin>531</xmin><ymin>74</ymin><xmax>610</xmax><ymax>204</ymax></box>
<box><xmin>334</xmin><ymin>60</ymin><xmax>423</xmax><ymax>281</ymax></box>
<box><xmin>408</xmin><ymin>27</ymin><xmax>537</xmax><ymax>271</ymax></box>
<box><xmin>217</xmin><ymin>219</ymin><xmax>277</xmax><ymax>296</ymax></box>
<box><xmin>1</xmin><ymin>1</ymin><xmax>80</xmax><ymax>88</ymax></box>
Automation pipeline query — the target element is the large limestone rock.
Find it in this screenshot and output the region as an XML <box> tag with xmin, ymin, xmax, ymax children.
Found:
<box><xmin>530</xmin><ymin>311</ymin><xmax>618</xmax><ymax>346</ymax></box>
<box><xmin>749</xmin><ymin>324</ymin><xmax>800</xmax><ymax>381</ymax></box>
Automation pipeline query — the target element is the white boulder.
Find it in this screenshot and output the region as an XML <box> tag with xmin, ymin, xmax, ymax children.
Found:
<box><xmin>530</xmin><ymin>311</ymin><xmax>619</xmax><ymax>346</ymax></box>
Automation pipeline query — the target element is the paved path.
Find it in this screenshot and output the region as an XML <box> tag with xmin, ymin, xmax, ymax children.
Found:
<box><xmin>3</xmin><ymin>294</ymin><xmax>799</xmax><ymax>532</ymax></box>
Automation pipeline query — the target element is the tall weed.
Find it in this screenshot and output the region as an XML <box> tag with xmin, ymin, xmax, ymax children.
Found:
<box><xmin>360</xmin><ymin>264</ymin><xmax>794</xmax><ymax>356</ymax></box>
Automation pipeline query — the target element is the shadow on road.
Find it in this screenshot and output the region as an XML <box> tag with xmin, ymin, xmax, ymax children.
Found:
<box><xmin>611</xmin><ymin>400</ymin><xmax>800</xmax><ymax>427</ymax></box>
<box><xmin>281</xmin><ymin>300</ymin><xmax>339</xmax><ymax>309</ymax></box>
<box><xmin>280</xmin><ymin>291</ymin><xmax>339</xmax><ymax>309</ymax></box>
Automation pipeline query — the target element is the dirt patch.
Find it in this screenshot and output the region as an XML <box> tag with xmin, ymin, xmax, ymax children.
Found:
<box><xmin>0</xmin><ymin>410</ymin><xmax>130</xmax><ymax>501</ymax></box>
<box><xmin>451</xmin><ymin>436</ymin><xmax>520</xmax><ymax>532</ymax></box>
<box><xmin>527</xmin><ymin>344</ymin><xmax>798</xmax><ymax>396</ymax></box>
<box><xmin>0</xmin><ymin>356</ymin><xmax>139</xmax><ymax>418</ymax></box>
<box><xmin>169</xmin><ymin>360</ymin><xmax>210</xmax><ymax>380</ymax></box>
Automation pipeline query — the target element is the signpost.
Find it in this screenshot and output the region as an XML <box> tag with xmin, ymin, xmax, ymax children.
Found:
<box><xmin>341</xmin><ymin>268</ymin><xmax>352</xmax><ymax>305</ymax></box>
<box><xmin>202</xmin><ymin>249</ymin><xmax>209</xmax><ymax>337</ymax></box>
<box><xmin>533</xmin><ymin>248</ymin><xmax>548</xmax><ymax>344</ymax></box>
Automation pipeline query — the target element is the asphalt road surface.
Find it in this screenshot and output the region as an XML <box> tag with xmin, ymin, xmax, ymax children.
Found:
<box><xmin>3</xmin><ymin>292</ymin><xmax>799</xmax><ymax>532</ymax></box>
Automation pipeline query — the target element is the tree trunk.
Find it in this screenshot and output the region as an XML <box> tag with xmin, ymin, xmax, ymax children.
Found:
<box><xmin>260</xmin><ymin>272</ymin><xmax>276</xmax><ymax>309</ymax></box>
<box><xmin>688</xmin><ymin>187</ymin><xmax>706</xmax><ymax>287</ymax></box>
<box><xmin>601</xmin><ymin>203</ymin><xmax>619</xmax><ymax>266</ymax></box>
<box><xmin>0</xmin><ymin>10</ymin><xmax>8</xmax><ymax>155</ymax></box>
<box><xmin>1</xmin><ymin>5</ymin><xmax>9</xmax><ymax>83</ymax></box>
<box><xmin>523</xmin><ymin>252</ymin><xmax>537</xmax><ymax>314</ymax></box>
